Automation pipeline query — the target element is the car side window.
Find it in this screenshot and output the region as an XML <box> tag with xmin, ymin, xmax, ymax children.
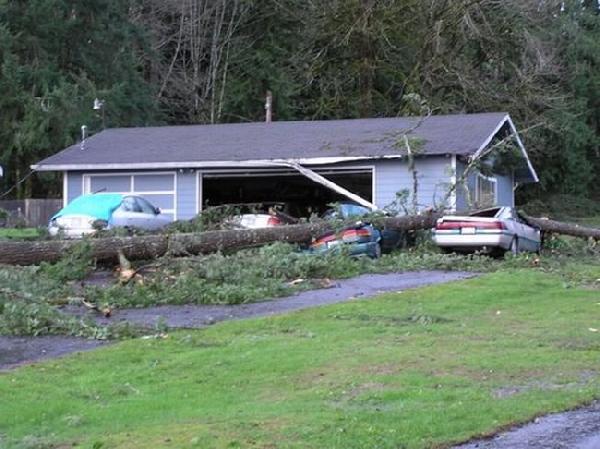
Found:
<box><xmin>135</xmin><ymin>197</ymin><xmax>158</xmax><ymax>214</ymax></box>
<box><xmin>121</xmin><ymin>196</ymin><xmax>142</xmax><ymax>213</ymax></box>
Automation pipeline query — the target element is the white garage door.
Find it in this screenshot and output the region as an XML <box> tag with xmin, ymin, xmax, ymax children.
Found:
<box><xmin>83</xmin><ymin>172</ymin><xmax>176</xmax><ymax>220</ymax></box>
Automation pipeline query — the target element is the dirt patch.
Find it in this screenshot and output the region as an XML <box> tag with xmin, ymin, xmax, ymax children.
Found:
<box><xmin>493</xmin><ymin>371</ymin><xmax>598</xmax><ymax>399</ymax></box>
<box><xmin>452</xmin><ymin>401</ymin><xmax>600</xmax><ymax>449</ymax></box>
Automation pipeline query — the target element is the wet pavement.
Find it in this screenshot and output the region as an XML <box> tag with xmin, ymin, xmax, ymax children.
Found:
<box><xmin>452</xmin><ymin>402</ymin><xmax>600</xmax><ymax>449</ymax></box>
<box><xmin>0</xmin><ymin>271</ymin><xmax>474</xmax><ymax>369</ymax></box>
<box><xmin>76</xmin><ymin>270</ymin><xmax>476</xmax><ymax>329</ymax></box>
<box><xmin>0</xmin><ymin>336</ymin><xmax>106</xmax><ymax>371</ymax></box>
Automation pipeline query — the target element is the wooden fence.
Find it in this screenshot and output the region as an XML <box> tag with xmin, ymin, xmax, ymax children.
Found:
<box><xmin>0</xmin><ymin>199</ymin><xmax>63</xmax><ymax>227</ymax></box>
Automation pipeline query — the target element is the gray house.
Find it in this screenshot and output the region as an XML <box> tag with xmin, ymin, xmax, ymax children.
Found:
<box><xmin>33</xmin><ymin>112</ymin><xmax>538</xmax><ymax>221</ymax></box>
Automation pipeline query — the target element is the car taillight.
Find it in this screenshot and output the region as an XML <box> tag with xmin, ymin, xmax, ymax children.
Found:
<box><xmin>342</xmin><ymin>228</ymin><xmax>371</xmax><ymax>238</ymax></box>
<box><xmin>266</xmin><ymin>216</ymin><xmax>282</xmax><ymax>227</ymax></box>
<box><xmin>477</xmin><ymin>221</ymin><xmax>506</xmax><ymax>230</ymax></box>
<box><xmin>436</xmin><ymin>220</ymin><xmax>505</xmax><ymax>230</ymax></box>
<box><xmin>316</xmin><ymin>233</ymin><xmax>337</xmax><ymax>243</ymax></box>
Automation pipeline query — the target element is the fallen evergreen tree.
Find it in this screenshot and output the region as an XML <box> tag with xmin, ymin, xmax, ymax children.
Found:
<box><xmin>0</xmin><ymin>214</ymin><xmax>441</xmax><ymax>265</ymax></box>
<box><xmin>0</xmin><ymin>213</ymin><xmax>598</xmax><ymax>266</ymax></box>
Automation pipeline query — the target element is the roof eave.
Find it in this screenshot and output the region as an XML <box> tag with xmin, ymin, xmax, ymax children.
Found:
<box><xmin>31</xmin><ymin>154</ymin><xmax>406</xmax><ymax>172</ymax></box>
<box><xmin>470</xmin><ymin>114</ymin><xmax>539</xmax><ymax>183</ymax></box>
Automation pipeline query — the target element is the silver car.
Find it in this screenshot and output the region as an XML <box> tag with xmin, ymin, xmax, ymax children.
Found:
<box><xmin>433</xmin><ymin>206</ymin><xmax>541</xmax><ymax>255</ymax></box>
<box><xmin>49</xmin><ymin>193</ymin><xmax>171</xmax><ymax>238</ymax></box>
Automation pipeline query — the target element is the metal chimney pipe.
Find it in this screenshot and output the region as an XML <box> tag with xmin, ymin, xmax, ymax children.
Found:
<box><xmin>80</xmin><ymin>125</ymin><xmax>87</xmax><ymax>150</ymax></box>
<box><xmin>265</xmin><ymin>91</ymin><xmax>273</xmax><ymax>123</ymax></box>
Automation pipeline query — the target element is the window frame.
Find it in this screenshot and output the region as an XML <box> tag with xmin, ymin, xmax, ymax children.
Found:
<box><xmin>475</xmin><ymin>173</ymin><xmax>498</xmax><ymax>208</ymax></box>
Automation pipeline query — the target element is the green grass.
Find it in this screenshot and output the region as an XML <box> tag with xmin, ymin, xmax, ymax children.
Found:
<box><xmin>1</xmin><ymin>270</ymin><xmax>599</xmax><ymax>449</ymax></box>
<box><xmin>0</xmin><ymin>228</ymin><xmax>39</xmax><ymax>240</ymax></box>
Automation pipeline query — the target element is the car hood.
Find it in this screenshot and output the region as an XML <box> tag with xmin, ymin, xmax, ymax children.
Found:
<box><xmin>52</xmin><ymin>194</ymin><xmax>124</xmax><ymax>221</ymax></box>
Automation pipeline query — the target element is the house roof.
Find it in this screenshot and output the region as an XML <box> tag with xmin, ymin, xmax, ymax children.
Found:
<box><xmin>32</xmin><ymin>112</ymin><xmax>538</xmax><ymax>182</ymax></box>
<box><xmin>34</xmin><ymin>112</ymin><xmax>508</xmax><ymax>165</ymax></box>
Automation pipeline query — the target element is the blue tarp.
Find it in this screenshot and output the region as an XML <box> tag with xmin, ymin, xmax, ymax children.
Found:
<box><xmin>53</xmin><ymin>194</ymin><xmax>124</xmax><ymax>221</ymax></box>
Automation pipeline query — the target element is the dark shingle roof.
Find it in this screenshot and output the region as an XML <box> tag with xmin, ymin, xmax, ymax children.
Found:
<box><xmin>35</xmin><ymin>112</ymin><xmax>509</xmax><ymax>169</ymax></box>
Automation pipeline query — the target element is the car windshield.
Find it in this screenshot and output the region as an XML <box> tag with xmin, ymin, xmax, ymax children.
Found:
<box><xmin>136</xmin><ymin>197</ymin><xmax>158</xmax><ymax>214</ymax></box>
<box><xmin>322</xmin><ymin>203</ymin><xmax>371</xmax><ymax>219</ymax></box>
<box><xmin>121</xmin><ymin>196</ymin><xmax>143</xmax><ymax>213</ymax></box>
<box><xmin>469</xmin><ymin>207</ymin><xmax>502</xmax><ymax>218</ymax></box>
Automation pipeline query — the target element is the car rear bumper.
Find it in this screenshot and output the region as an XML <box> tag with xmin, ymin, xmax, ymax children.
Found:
<box><xmin>48</xmin><ymin>225</ymin><xmax>97</xmax><ymax>239</ymax></box>
<box><xmin>308</xmin><ymin>241</ymin><xmax>380</xmax><ymax>258</ymax></box>
<box><xmin>433</xmin><ymin>230</ymin><xmax>514</xmax><ymax>251</ymax></box>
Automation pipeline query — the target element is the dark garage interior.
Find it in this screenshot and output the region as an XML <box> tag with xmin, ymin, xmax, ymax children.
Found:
<box><xmin>202</xmin><ymin>169</ymin><xmax>373</xmax><ymax>217</ymax></box>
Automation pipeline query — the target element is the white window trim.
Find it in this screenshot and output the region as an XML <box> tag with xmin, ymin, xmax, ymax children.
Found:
<box><xmin>450</xmin><ymin>155</ymin><xmax>457</xmax><ymax>213</ymax></box>
<box><xmin>196</xmin><ymin>165</ymin><xmax>376</xmax><ymax>214</ymax></box>
<box><xmin>63</xmin><ymin>171</ymin><xmax>69</xmax><ymax>208</ymax></box>
<box><xmin>475</xmin><ymin>173</ymin><xmax>498</xmax><ymax>207</ymax></box>
<box><xmin>82</xmin><ymin>171</ymin><xmax>178</xmax><ymax>219</ymax></box>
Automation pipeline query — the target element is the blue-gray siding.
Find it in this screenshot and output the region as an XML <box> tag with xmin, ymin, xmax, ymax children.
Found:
<box><xmin>176</xmin><ymin>172</ymin><xmax>197</xmax><ymax>220</ymax></box>
<box><xmin>337</xmin><ymin>157</ymin><xmax>453</xmax><ymax>210</ymax></box>
<box><xmin>66</xmin><ymin>172</ymin><xmax>83</xmax><ymax>203</ymax></box>
<box><xmin>63</xmin><ymin>156</ymin><xmax>515</xmax><ymax>220</ymax></box>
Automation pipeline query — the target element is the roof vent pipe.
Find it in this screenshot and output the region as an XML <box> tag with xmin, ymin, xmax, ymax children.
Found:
<box><xmin>265</xmin><ymin>90</ymin><xmax>272</xmax><ymax>123</ymax></box>
<box><xmin>80</xmin><ymin>125</ymin><xmax>87</xmax><ymax>151</ymax></box>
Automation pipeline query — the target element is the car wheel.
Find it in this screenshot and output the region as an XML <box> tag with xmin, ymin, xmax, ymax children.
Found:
<box><xmin>509</xmin><ymin>236</ymin><xmax>519</xmax><ymax>255</ymax></box>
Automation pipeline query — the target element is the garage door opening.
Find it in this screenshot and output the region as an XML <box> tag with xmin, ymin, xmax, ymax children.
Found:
<box><xmin>201</xmin><ymin>168</ymin><xmax>373</xmax><ymax>218</ymax></box>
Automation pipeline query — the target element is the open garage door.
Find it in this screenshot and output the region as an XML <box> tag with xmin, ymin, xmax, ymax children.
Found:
<box><xmin>82</xmin><ymin>172</ymin><xmax>176</xmax><ymax>220</ymax></box>
<box><xmin>200</xmin><ymin>168</ymin><xmax>373</xmax><ymax>218</ymax></box>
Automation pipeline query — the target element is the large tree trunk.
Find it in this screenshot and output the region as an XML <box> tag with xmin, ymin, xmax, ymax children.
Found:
<box><xmin>0</xmin><ymin>214</ymin><xmax>441</xmax><ymax>266</ymax></box>
<box><xmin>521</xmin><ymin>214</ymin><xmax>600</xmax><ymax>240</ymax></box>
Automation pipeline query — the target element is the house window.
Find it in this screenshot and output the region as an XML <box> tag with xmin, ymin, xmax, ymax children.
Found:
<box><xmin>82</xmin><ymin>172</ymin><xmax>176</xmax><ymax>220</ymax></box>
<box><xmin>476</xmin><ymin>174</ymin><xmax>497</xmax><ymax>208</ymax></box>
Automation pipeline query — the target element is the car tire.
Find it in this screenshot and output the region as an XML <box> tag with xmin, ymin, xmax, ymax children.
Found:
<box><xmin>509</xmin><ymin>236</ymin><xmax>519</xmax><ymax>255</ymax></box>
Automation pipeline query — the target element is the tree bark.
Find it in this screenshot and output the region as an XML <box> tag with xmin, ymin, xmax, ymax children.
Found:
<box><xmin>521</xmin><ymin>214</ymin><xmax>600</xmax><ymax>240</ymax></box>
<box><xmin>0</xmin><ymin>214</ymin><xmax>442</xmax><ymax>266</ymax></box>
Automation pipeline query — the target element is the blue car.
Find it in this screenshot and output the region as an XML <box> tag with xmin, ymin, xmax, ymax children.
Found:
<box><xmin>307</xmin><ymin>203</ymin><xmax>402</xmax><ymax>258</ymax></box>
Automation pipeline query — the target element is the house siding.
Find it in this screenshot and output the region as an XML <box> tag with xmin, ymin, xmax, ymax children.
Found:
<box><xmin>368</xmin><ymin>157</ymin><xmax>453</xmax><ymax>210</ymax></box>
<box><xmin>176</xmin><ymin>171</ymin><xmax>197</xmax><ymax>220</ymax></box>
<box><xmin>62</xmin><ymin>155</ymin><xmax>515</xmax><ymax>220</ymax></box>
<box><xmin>66</xmin><ymin>172</ymin><xmax>83</xmax><ymax>203</ymax></box>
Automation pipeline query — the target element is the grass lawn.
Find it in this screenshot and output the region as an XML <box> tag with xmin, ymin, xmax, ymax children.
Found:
<box><xmin>0</xmin><ymin>228</ymin><xmax>40</xmax><ymax>240</ymax></box>
<box><xmin>1</xmin><ymin>269</ymin><xmax>599</xmax><ymax>449</ymax></box>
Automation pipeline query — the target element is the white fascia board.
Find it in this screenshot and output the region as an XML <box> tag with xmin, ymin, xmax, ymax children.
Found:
<box><xmin>469</xmin><ymin>114</ymin><xmax>539</xmax><ymax>183</ymax></box>
<box><xmin>31</xmin><ymin>155</ymin><xmax>404</xmax><ymax>172</ymax></box>
<box><xmin>505</xmin><ymin>116</ymin><xmax>539</xmax><ymax>183</ymax></box>
<box><xmin>471</xmin><ymin>115</ymin><xmax>510</xmax><ymax>161</ymax></box>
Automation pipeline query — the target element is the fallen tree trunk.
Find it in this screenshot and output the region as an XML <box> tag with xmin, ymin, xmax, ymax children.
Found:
<box><xmin>521</xmin><ymin>214</ymin><xmax>600</xmax><ymax>240</ymax></box>
<box><xmin>0</xmin><ymin>213</ymin><xmax>442</xmax><ymax>266</ymax></box>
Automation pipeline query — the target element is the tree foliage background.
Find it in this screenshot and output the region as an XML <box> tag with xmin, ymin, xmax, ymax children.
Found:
<box><xmin>0</xmin><ymin>0</ymin><xmax>598</xmax><ymax>201</ymax></box>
